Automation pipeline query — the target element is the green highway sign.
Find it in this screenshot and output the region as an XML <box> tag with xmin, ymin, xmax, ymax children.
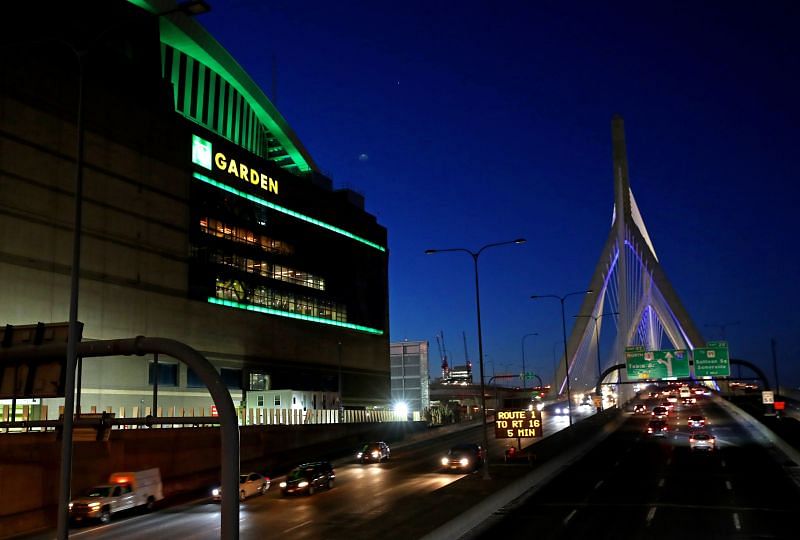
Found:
<box><xmin>694</xmin><ymin>340</ymin><xmax>730</xmax><ymax>377</ymax></box>
<box><xmin>626</xmin><ymin>346</ymin><xmax>689</xmax><ymax>380</ymax></box>
<box><xmin>519</xmin><ymin>372</ymin><xmax>538</xmax><ymax>381</ymax></box>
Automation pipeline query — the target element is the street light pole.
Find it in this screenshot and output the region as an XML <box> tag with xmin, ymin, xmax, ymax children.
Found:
<box><xmin>521</xmin><ymin>332</ymin><xmax>538</xmax><ymax>390</ymax></box>
<box><xmin>426</xmin><ymin>238</ymin><xmax>525</xmax><ymax>480</ymax></box>
<box><xmin>531</xmin><ymin>290</ymin><xmax>593</xmax><ymax>427</ymax></box>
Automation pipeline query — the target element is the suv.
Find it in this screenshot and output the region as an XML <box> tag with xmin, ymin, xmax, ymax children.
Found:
<box><xmin>356</xmin><ymin>442</ymin><xmax>391</xmax><ymax>463</ymax></box>
<box><xmin>687</xmin><ymin>415</ymin><xmax>706</xmax><ymax>429</ymax></box>
<box><xmin>441</xmin><ymin>443</ymin><xmax>485</xmax><ymax>472</ymax></box>
<box><xmin>647</xmin><ymin>420</ymin><xmax>669</xmax><ymax>436</ymax></box>
<box><xmin>651</xmin><ymin>406</ymin><xmax>669</xmax><ymax>419</ymax></box>
<box><xmin>280</xmin><ymin>462</ymin><xmax>335</xmax><ymax>496</ymax></box>
<box><xmin>633</xmin><ymin>403</ymin><xmax>647</xmax><ymax>415</ymax></box>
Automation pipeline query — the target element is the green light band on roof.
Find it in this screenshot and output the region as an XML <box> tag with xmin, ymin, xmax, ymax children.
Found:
<box><xmin>193</xmin><ymin>172</ymin><xmax>386</xmax><ymax>252</ymax></box>
<box><xmin>208</xmin><ymin>297</ymin><xmax>384</xmax><ymax>335</ymax></box>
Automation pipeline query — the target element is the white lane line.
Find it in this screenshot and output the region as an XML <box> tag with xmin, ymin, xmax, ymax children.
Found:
<box><xmin>658</xmin><ymin>478</ymin><xmax>665</xmax><ymax>488</ymax></box>
<box><xmin>733</xmin><ymin>512</ymin><xmax>741</xmax><ymax>531</ymax></box>
<box><xmin>594</xmin><ymin>480</ymin><xmax>604</xmax><ymax>490</ymax></box>
<box><xmin>646</xmin><ymin>506</ymin><xmax>657</xmax><ymax>525</ymax></box>
<box><xmin>563</xmin><ymin>509</ymin><xmax>578</xmax><ymax>525</ymax></box>
<box><xmin>283</xmin><ymin>520</ymin><xmax>312</xmax><ymax>534</ymax></box>
<box><xmin>722</xmin><ymin>459</ymin><xmax>727</xmax><ymax>468</ymax></box>
<box><xmin>725</xmin><ymin>480</ymin><xmax>733</xmax><ymax>491</ymax></box>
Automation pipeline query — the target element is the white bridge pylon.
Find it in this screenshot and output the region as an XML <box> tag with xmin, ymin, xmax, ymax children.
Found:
<box><xmin>556</xmin><ymin>116</ymin><xmax>706</xmax><ymax>399</ymax></box>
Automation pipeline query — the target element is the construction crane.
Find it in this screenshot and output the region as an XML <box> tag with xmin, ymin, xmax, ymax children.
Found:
<box><xmin>462</xmin><ymin>331</ymin><xmax>471</xmax><ymax>370</ymax></box>
<box><xmin>436</xmin><ymin>331</ymin><xmax>449</xmax><ymax>380</ymax></box>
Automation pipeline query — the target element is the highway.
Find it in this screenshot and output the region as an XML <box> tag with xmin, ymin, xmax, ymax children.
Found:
<box><xmin>57</xmin><ymin>403</ymin><xmax>593</xmax><ymax>539</ymax></box>
<box><xmin>472</xmin><ymin>393</ymin><xmax>800</xmax><ymax>540</ymax></box>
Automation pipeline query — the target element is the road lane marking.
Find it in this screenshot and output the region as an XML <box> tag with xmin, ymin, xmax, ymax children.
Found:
<box><xmin>594</xmin><ymin>480</ymin><xmax>604</xmax><ymax>490</ymax></box>
<box><xmin>658</xmin><ymin>478</ymin><xmax>665</xmax><ymax>488</ymax></box>
<box><xmin>733</xmin><ymin>513</ymin><xmax>741</xmax><ymax>531</ymax></box>
<box><xmin>722</xmin><ymin>459</ymin><xmax>727</xmax><ymax>468</ymax></box>
<box><xmin>646</xmin><ymin>506</ymin><xmax>657</xmax><ymax>525</ymax></box>
<box><xmin>563</xmin><ymin>509</ymin><xmax>578</xmax><ymax>525</ymax></box>
<box><xmin>726</xmin><ymin>480</ymin><xmax>733</xmax><ymax>491</ymax></box>
<box><xmin>283</xmin><ymin>520</ymin><xmax>312</xmax><ymax>534</ymax></box>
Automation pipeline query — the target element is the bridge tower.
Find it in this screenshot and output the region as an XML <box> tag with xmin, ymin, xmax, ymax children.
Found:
<box><xmin>556</xmin><ymin>116</ymin><xmax>706</xmax><ymax>401</ymax></box>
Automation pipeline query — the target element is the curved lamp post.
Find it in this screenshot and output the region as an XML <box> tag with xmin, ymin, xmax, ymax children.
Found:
<box><xmin>531</xmin><ymin>290</ymin><xmax>593</xmax><ymax>426</ymax></box>
<box><xmin>425</xmin><ymin>238</ymin><xmax>525</xmax><ymax>479</ymax></box>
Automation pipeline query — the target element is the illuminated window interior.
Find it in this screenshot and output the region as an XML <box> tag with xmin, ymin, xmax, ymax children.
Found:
<box><xmin>215</xmin><ymin>278</ymin><xmax>346</xmax><ymax>322</ymax></box>
<box><xmin>199</xmin><ymin>217</ymin><xmax>293</xmax><ymax>255</ymax></box>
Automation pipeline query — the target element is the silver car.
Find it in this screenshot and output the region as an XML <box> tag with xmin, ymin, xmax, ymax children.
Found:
<box><xmin>689</xmin><ymin>431</ymin><xmax>716</xmax><ymax>452</ymax></box>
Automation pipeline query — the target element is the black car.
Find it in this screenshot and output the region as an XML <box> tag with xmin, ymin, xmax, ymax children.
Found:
<box><xmin>279</xmin><ymin>462</ymin><xmax>335</xmax><ymax>496</ymax></box>
<box><xmin>440</xmin><ymin>443</ymin><xmax>485</xmax><ymax>472</ymax></box>
<box><xmin>356</xmin><ymin>442</ymin><xmax>391</xmax><ymax>463</ymax></box>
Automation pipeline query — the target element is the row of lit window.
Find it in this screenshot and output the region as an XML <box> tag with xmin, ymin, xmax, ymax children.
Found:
<box><xmin>199</xmin><ymin>217</ymin><xmax>293</xmax><ymax>256</ymax></box>
<box><xmin>209</xmin><ymin>252</ymin><xmax>325</xmax><ymax>290</ymax></box>
<box><xmin>216</xmin><ymin>278</ymin><xmax>347</xmax><ymax>322</ymax></box>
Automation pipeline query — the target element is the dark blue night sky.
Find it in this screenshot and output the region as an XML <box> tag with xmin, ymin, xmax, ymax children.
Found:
<box><xmin>200</xmin><ymin>1</ymin><xmax>800</xmax><ymax>387</ymax></box>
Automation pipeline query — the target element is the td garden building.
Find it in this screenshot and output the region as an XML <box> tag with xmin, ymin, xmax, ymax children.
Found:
<box><xmin>0</xmin><ymin>1</ymin><xmax>389</xmax><ymax>416</ymax></box>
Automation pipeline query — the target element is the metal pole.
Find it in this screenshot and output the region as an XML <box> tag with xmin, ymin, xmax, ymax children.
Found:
<box><xmin>771</xmin><ymin>338</ymin><xmax>779</xmax><ymax>397</ymax></box>
<box><xmin>76</xmin><ymin>356</ymin><xmax>82</xmax><ymax>415</ymax></box>
<box><xmin>57</xmin><ymin>51</ymin><xmax>84</xmax><ymax>540</ymax></box>
<box><xmin>559</xmin><ymin>298</ymin><xmax>573</xmax><ymax>426</ymax></box>
<box><xmin>153</xmin><ymin>353</ymin><xmax>159</xmax><ymax>416</ymax></box>
<box><xmin>472</xmin><ymin>253</ymin><xmax>491</xmax><ymax>480</ymax></box>
<box><xmin>337</xmin><ymin>341</ymin><xmax>343</xmax><ymax>423</ymax></box>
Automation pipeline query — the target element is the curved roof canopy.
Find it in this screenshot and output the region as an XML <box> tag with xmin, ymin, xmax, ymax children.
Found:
<box><xmin>130</xmin><ymin>0</ymin><xmax>317</xmax><ymax>173</ymax></box>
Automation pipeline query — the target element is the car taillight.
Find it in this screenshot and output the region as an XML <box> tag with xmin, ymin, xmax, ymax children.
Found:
<box><xmin>648</xmin><ymin>428</ymin><xmax>653</xmax><ymax>433</ymax></box>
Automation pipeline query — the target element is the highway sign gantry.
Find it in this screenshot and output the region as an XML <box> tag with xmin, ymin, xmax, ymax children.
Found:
<box><xmin>625</xmin><ymin>346</ymin><xmax>689</xmax><ymax>380</ymax></box>
<box><xmin>693</xmin><ymin>340</ymin><xmax>731</xmax><ymax>377</ymax></box>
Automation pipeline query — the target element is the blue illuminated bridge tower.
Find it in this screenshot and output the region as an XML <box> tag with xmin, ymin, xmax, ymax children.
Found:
<box><xmin>557</xmin><ymin>116</ymin><xmax>707</xmax><ymax>402</ymax></box>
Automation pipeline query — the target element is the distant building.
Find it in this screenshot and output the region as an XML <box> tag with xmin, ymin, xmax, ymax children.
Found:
<box><xmin>443</xmin><ymin>363</ymin><xmax>473</xmax><ymax>385</ymax></box>
<box><xmin>389</xmin><ymin>341</ymin><xmax>430</xmax><ymax>414</ymax></box>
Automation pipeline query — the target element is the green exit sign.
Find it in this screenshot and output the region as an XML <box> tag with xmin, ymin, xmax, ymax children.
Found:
<box><xmin>694</xmin><ymin>341</ymin><xmax>730</xmax><ymax>377</ymax></box>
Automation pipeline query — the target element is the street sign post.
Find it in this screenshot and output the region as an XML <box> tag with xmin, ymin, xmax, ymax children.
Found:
<box><xmin>693</xmin><ymin>341</ymin><xmax>730</xmax><ymax>377</ymax></box>
<box><xmin>762</xmin><ymin>391</ymin><xmax>774</xmax><ymax>405</ymax></box>
<box><xmin>494</xmin><ymin>409</ymin><xmax>543</xmax><ymax>439</ymax></box>
<box><xmin>626</xmin><ymin>346</ymin><xmax>689</xmax><ymax>380</ymax></box>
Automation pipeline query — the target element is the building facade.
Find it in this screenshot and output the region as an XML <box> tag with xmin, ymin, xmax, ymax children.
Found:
<box><xmin>0</xmin><ymin>0</ymin><xmax>389</xmax><ymax>418</ymax></box>
<box><xmin>389</xmin><ymin>341</ymin><xmax>430</xmax><ymax>416</ymax></box>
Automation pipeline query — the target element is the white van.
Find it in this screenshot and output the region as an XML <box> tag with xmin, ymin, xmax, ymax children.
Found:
<box><xmin>679</xmin><ymin>386</ymin><xmax>691</xmax><ymax>398</ymax></box>
<box><xmin>69</xmin><ymin>468</ymin><xmax>163</xmax><ymax>523</ymax></box>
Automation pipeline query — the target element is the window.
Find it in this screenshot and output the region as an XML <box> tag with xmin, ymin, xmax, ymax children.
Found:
<box><xmin>249</xmin><ymin>372</ymin><xmax>269</xmax><ymax>391</ymax></box>
<box><xmin>220</xmin><ymin>368</ymin><xmax>242</xmax><ymax>389</ymax></box>
<box><xmin>292</xmin><ymin>396</ymin><xmax>297</xmax><ymax>405</ymax></box>
<box><xmin>274</xmin><ymin>395</ymin><xmax>281</xmax><ymax>407</ymax></box>
<box><xmin>149</xmin><ymin>362</ymin><xmax>178</xmax><ymax>387</ymax></box>
<box><xmin>215</xmin><ymin>279</ymin><xmax>347</xmax><ymax>322</ymax></box>
<box><xmin>257</xmin><ymin>395</ymin><xmax>264</xmax><ymax>407</ymax></box>
<box><xmin>187</xmin><ymin>367</ymin><xmax>204</xmax><ymax>388</ymax></box>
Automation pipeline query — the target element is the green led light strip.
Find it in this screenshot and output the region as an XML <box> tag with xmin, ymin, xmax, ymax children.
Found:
<box><xmin>208</xmin><ymin>297</ymin><xmax>384</xmax><ymax>335</ymax></box>
<box><xmin>193</xmin><ymin>172</ymin><xmax>386</xmax><ymax>252</ymax></box>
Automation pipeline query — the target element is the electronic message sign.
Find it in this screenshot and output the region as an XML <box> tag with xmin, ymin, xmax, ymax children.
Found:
<box><xmin>494</xmin><ymin>409</ymin><xmax>543</xmax><ymax>439</ymax></box>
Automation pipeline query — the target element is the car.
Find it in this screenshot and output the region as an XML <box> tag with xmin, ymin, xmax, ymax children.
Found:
<box><xmin>666</xmin><ymin>394</ymin><xmax>679</xmax><ymax>404</ymax></box>
<box><xmin>647</xmin><ymin>420</ymin><xmax>669</xmax><ymax>436</ymax></box>
<box><xmin>441</xmin><ymin>443</ymin><xmax>485</xmax><ymax>472</ymax></box>
<box><xmin>693</xmin><ymin>387</ymin><xmax>705</xmax><ymax>396</ymax></box>
<box><xmin>690</xmin><ymin>431</ymin><xmax>716</xmax><ymax>451</ymax></box>
<box><xmin>356</xmin><ymin>441</ymin><xmax>391</xmax><ymax>463</ymax></box>
<box><xmin>651</xmin><ymin>406</ymin><xmax>669</xmax><ymax>419</ymax></box>
<box><xmin>212</xmin><ymin>472</ymin><xmax>270</xmax><ymax>502</ymax></box>
<box><xmin>633</xmin><ymin>403</ymin><xmax>648</xmax><ymax>415</ymax></box>
<box><xmin>649</xmin><ymin>391</ymin><xmax>660</xmax><ymax>399</ymax></box>
<box><xmin>687</xmin><ymin>415</ymin><xmax>706</xmax><ymax>429</ymax></box>
<box><xmin>280</xmin><ymin>462</ymin><xmax>335</xmax><ymax>496</ymax></box>
<box><xmin>682</xmin><ymin>396</ymin><xmax>697</xmax><ymax>405</ymax></box>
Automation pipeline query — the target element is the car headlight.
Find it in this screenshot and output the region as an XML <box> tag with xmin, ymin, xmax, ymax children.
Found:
<box><xmin>459</xmin><ymin>458</ymin><xmax>469</xmax><ymax>466</ymax></box>
<box><xmin>536</xmin><ymin>403</ymin><xmax>544</xmax><ymax>411</ymax></box>
<box><xmin>68</xmin><ymin>502</ymin><xmax>73</xmax><ymax>510</ymax></box>
<box><xmin>356</xmin><ymin>452</ymin><xmax>363</xmax><ymax>458</ymax></box>
<box><xmin>89</xmin><ymin>502</ymin><xmax>101</xmax><ymax>509</ymax></box>
<box><xmin>279</xmin><ymin>481</ymin><xmax>287</xmax><ymax>488</ymax></box>
<box><xmin>441</xmin><ymin>457</ymin><xmax>449</xmax><ymax>466</ymax></box>
<box><xmin>372</xmin><ymin>451</ymin><xmax>380</xmax><ymax>458</ymax></box>
<box><xmin>298</xmin><ymin>481</ymin><xmax>309</xmax><ymax>488</ymax></box>
<box><xmin>212</xmin><ymin>488</ymin><xmax>220</xmax><ymax>497</ymax></box>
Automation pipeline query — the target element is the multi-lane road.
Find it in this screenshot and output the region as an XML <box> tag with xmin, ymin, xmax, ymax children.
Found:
<box><xmin>44</xmin><ymin>395</ymin><xmax>800</xmax><ymax>539</ymax></box>
<box><xmin>473</xmin><ymin>394</ymin><xmax>800</xmax><ymax>539</ymax></box>
<box><xmin>56</xmin><ymin>403</ymin><xmax>591</xmax><ymax>539</ymax></box>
